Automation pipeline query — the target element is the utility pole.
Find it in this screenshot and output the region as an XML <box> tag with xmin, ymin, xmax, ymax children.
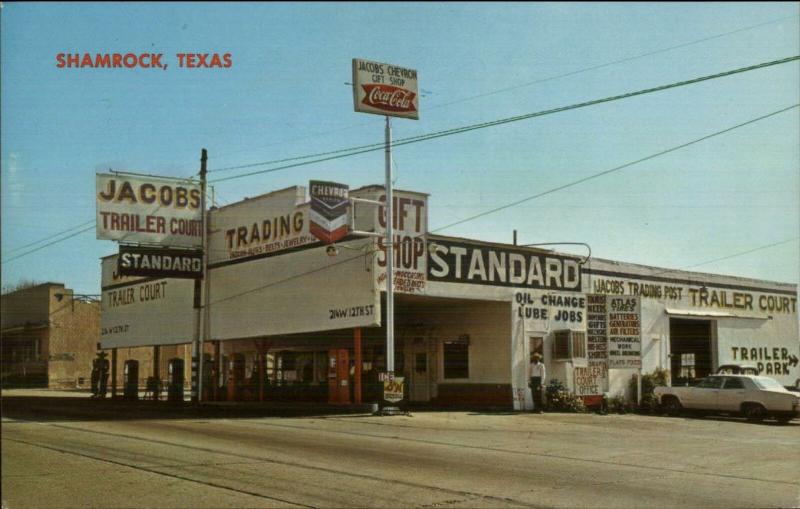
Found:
<box><xmin>191</xmin><ymin>148</ymin><xmax>208</xmax><ymax>403</ymax></box>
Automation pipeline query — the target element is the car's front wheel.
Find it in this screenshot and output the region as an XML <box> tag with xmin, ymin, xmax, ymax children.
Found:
<box><xmin>742</xmin><ymin>403</ymin><xmax>766</xmax><ymax>422</ymax></box>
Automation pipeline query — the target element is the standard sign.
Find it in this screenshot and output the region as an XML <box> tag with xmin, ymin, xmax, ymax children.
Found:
<box><xmin>96</xmin><ymin>173</ymin><xmax>203</xmax><ymax>248</ymax></box>
<box><xmin>118</xmin><ymin>246</ymin><xmax>203</xmax><ymax>279</ymax></box>
<box><xmin>352</xmin><ymin>59</ymin><xmax>419</xmax><ymax>119</ymax></box>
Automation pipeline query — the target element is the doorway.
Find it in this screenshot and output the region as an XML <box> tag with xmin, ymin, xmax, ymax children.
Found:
<box><xmin>409</xmin><ymin>337</ymin><xmax>431</xmax><ymax>402</ymax></box>
<box><xmin>669</xmin><ymin>318</ymin><xmax>713</xmax><ymax>385</ymax></box>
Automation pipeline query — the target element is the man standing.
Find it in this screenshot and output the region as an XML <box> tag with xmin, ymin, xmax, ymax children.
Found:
<box><xmin>529</xmin><ymin>353</ymin><xmax>546</xmax><ymax>413</ymax></box>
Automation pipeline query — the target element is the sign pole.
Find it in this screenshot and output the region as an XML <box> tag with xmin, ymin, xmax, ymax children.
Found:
<box><xmin>385</xmin><ymin>115</ymin><xmax>395</xmax><ymax>381</ymax></box>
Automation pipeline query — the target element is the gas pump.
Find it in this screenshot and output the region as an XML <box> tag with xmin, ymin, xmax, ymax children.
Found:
<box><xmin>328</xmin><ymin>349</ymin><xmax>350</xmax><ymax>404</ymax></box>
<box><xmin>227</xmin><ymin>353</ymin><xmax>245</xmax><ymax>401</ymax></box>
<box><xmin>202</xmin><ymin>353</ymin><xmax>213</xmax><ymax>401</ymax></box>
<box><xmin>167</xmin><ymin>358</ymin><xmax>184</xmax><ymax>402</ymax></box>
<box><xmin>123</xmin><ymin>359</ymin><xmax>139</xmax><ymax>401</ymax></box>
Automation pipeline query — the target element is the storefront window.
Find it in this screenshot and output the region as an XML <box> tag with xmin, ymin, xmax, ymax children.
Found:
<box><xmin>443</xmin><ymin>342</ymin><xmax>469</xmax><ymax>379</ymax></box>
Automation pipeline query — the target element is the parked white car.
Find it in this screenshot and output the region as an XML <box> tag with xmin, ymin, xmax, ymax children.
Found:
<box><xmin>654</xmin><ymin>374</ymin><xmax>800</xmax><ymax>423</ymax></box>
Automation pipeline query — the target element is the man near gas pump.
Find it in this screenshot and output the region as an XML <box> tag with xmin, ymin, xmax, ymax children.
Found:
<box><xmin>529</xmin><ymin>353</ymin><xmax>546</xmax><ymax>413</ymax></box>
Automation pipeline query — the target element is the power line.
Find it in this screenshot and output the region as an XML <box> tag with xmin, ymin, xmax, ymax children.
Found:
<box><xmin>209</xmin><ymin>55</ymin><xmax>799</xmax><ymax>184</ymax></box>
<box><xmin>425</xmin><ymin>14</ymin><xmax>800</xmax><ymax>111</ymax></box>
<box><xmin>1</xmin><ymin>226</ymin><xmax>96</xmax><ymax>264</ymax></box>
<box><xmin>6</xmin><ymin>60</ymin><xmax>798</xmax><ymax>264</ymax></box>
<box><xmin>204</xmin><ymin>107</ymin><xmax>799</xmax><ymax>308</ymax></box>
<box><xmin>429</xmin><ymin>104</ymin><xmax>799</xmax><ymax>233</ymax></box>
<box><xmin>194</xmin><ymin>14</ymin><xmax>797</xmax><ymax>172</ymax></box>
<box><xmin>1</xmin><ymin>220</ymin><xmax>95</xmax><ymax>256</ymax></box>
<box><xmin>647</xmin><ymin>237</ymin><xmax>800</xmax><ymax>278</ymax></box>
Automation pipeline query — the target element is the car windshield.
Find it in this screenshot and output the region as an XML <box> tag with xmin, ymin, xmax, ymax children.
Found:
<box><xmin>752</xmin><ymin>377</ymin><xmax>787</xmax><ymax>391</ymax></box>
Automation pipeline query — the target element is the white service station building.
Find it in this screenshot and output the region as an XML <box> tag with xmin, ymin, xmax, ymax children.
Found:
<box><xmin>101</xmin><ymin>182</ymin><xmax>799</xmax><ymax>409</ymax></box>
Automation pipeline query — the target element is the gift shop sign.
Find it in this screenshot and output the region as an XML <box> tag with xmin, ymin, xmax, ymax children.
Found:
<box><xmin>352</xmin><ymin>59</ymin><xmax>419</xmax><ymax>120</ymax></box>
<box><xmin>96</xmin><ymin>173</ymin><xmax>202</xmax><ymax>248</ymax></box>
<box><xmin>374</xmin><ymin>191</ymin><xmax>428</xmax><ymax>294</ymax></box>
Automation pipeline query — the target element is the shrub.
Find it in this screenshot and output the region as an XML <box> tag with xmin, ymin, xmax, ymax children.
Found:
<box><xmin>629</xmin><ymin>368</ymin><xmax>670</xmax><ymax>414</ymax></box>
<box><xmin>545</xmin><ymin>379</ymin><xmax>587</xmax><ymax>413</ymax></box>
<box><xmin>606</xmin><ymin>394</ymin><xmax>635</xmax><ymax>414</ymax></box>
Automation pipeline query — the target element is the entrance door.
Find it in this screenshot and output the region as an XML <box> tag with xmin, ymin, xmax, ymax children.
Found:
<box><xmin>409</xmin><ymin>337</ymin><xmax>431</xmax><ymax>402</ymax></box>
<box><xmin>670</xmin><ymin>318</ymin><xmax>713</xmax><ymax>385</ymax></box>
<box><xmin>327</xmin><ymin>349</ymin><xmax>350</xmax><ymax>404</ymax></box>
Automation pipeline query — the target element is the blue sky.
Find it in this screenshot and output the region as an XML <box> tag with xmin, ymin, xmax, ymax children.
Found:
<box><xmin>2</xmin><ymin>2</ymin><xmax>798</xmax><ymax>294</ymax></box>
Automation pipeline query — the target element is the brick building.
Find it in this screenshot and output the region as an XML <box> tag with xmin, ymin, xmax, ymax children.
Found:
<box><xmin>1</xmin><ymin>282</ymin><xmax>185</xmax><ymax>391</ymax></box>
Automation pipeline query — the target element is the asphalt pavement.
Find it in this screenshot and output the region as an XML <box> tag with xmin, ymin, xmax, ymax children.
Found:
<box><xmin>2</xmin><ymin>390</ymin><xmax>798</xmax><ymax>508</ymax></box>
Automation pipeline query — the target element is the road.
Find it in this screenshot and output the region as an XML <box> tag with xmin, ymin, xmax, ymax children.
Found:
<box><xmin>2</xmin><ymin>392</ymin><xmax>798</xmax><ymax>508</ymax></box>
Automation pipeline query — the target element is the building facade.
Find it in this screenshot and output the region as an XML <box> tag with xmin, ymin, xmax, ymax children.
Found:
<box><xmin>99</xmin><ymin>183</ymin><xmax>799</xmax><ymax>408</ymax></box>
<box><xmin>1</xmin><ymin>283</ymin><xmax>100</xmax><ymax>388</ymax></box>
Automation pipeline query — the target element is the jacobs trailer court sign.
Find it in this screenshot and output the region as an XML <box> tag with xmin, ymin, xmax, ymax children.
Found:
<box><xmin>352</xmin><ymin>59</ymin><xmax>419</xmax><ymax>119</ymax></box>
<box><xmin>96</xmin><ymin>173</ymin><xmax>203</xmax><ymax>248</ymax></box>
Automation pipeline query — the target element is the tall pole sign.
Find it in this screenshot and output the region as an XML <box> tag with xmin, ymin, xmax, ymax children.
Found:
<box><xmin>352</xmin><ymin>58</ymin><xmax>419</xmax><ymax>403</ymax></box>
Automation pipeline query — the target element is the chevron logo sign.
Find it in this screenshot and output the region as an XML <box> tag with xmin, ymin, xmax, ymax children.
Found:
<box><xmin>309</xmin><ymin>180</ymin><xmax>350</xmax><ymax>244</ymax></box>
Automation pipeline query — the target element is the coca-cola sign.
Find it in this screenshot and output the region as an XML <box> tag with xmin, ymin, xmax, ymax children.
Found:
<box><xmin>361</xmin><ymin>84</ymin><xmax>417</xmax><ymax>114</ymax></box>
<box><xmin>352</xmin><ymin>58</ymin><xmax>419</xmax><ymax>120</ymax></box>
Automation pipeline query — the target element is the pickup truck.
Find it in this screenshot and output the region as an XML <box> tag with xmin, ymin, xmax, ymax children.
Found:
<box><xmin>654</xmin><ymin>374</ymin><xmax>800</xmax><ymax>423</ymax></box>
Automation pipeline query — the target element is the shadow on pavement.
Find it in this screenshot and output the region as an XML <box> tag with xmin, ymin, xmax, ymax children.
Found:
<box><xmin>0</xmin><ymin>395</ymin><xmax>379</xmax><ymax>422</ymax></box>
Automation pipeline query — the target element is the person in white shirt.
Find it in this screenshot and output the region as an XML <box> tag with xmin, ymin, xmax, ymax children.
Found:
<box><xmin>529</xmin><ymin>353</ymin><xmax>546</xmax><ymax>413</ymax></box>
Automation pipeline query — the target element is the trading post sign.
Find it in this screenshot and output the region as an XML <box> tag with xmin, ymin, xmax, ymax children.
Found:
<box><xmin>309</xmin><ymin>180</ymin><xmax>350</xmax><ymax>244</ymax></box>
<box><xmin>117</xmin><ymin>245</ymin><xmax>203</xmax><ymax>279</ymax></box>
<box><xmin>352</xmin><ymin>58</ymin><xmax>419</xmax><ymax>120</ymax></box>
<box><xmin>96</xmin><ymin>173</ymin><xmax>203</xmax><ymax>248</ymax></box>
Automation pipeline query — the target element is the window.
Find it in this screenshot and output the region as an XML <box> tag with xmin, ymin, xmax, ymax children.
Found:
<box><xmin>529</xmin><ymin>337</ymin><xmax>544</xmax><ymax>357</ymax></box>
<box><xmin>696</xmin><ymin>377</ymin><xmax>724</xmax><ymax>389</ymax></box>
<box><xmin>753</xmin><ymin>377</ymin><xmax>785</xmax><ymax>391</ymax></box>
<box><xmin>443</xmin><ymin>340</ymin><xmax>469</xmax><ymax>379</ymax></box>
<box><xmin>723</xmin><ymin>377</ymin><xmax>744</xmax><ymax>389</ymax></box>
<box><xmin>571</xmin><ymin>331</ymin><xmax>586</xmax><ymax>359</ymax></box>
<box><xmin>552</xmin><ymin>330</ymin><xmax>586</xmax><ymax>361</ymax></box>
<box><xmin>679</xmin><ymin>353</ymin><xmax>696</xmax><ymax>379</ymax></box>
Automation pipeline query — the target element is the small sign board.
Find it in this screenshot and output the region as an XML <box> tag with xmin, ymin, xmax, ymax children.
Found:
<box><xmin>352</xmin><ymin>58</ymin><xmax>419</xmax><ymax>120</ymax></box>
<box><xmin>309</xmin><ymin>180</ymin><xmax>350</xmax><ymax>244</ymax></box>
<box><xmin>383</xmin><ymin>375</ymin><xmax>405</xmax><ymax>403</ymax></box>
<box><xmin>607</xmin><ymin>296</ymin><xmax>642</xmax><ymax>368</ymax></box>
<box><xmin>118</xmin><ymin>245</ymin><xmax>203</xmax><ymax>279</ymax></box>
